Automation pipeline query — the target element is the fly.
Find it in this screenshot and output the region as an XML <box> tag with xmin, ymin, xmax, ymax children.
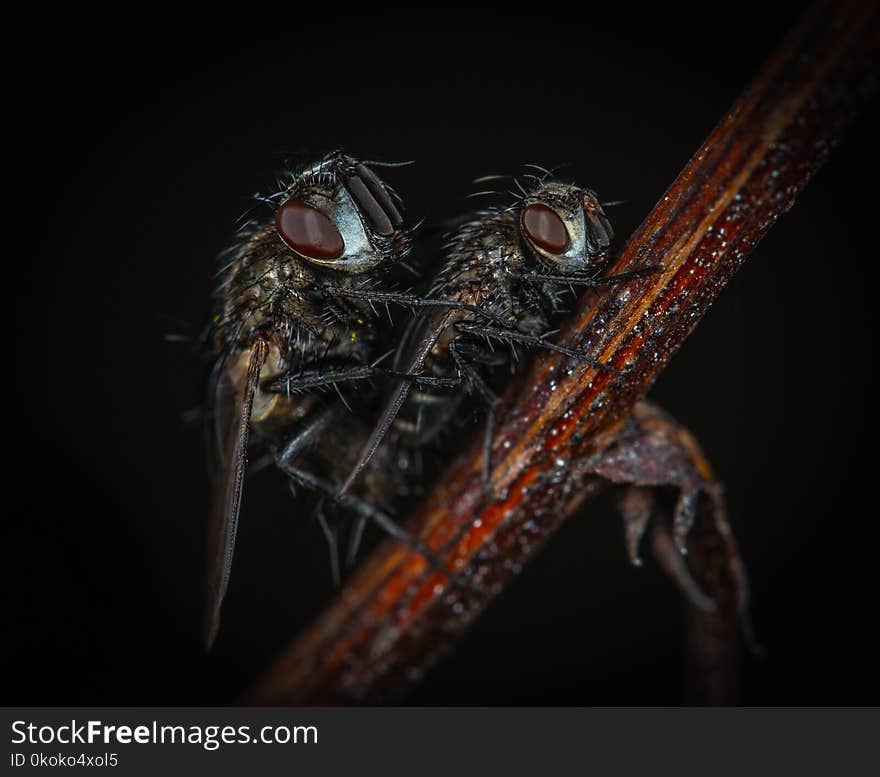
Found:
<box><xmin>205</xmin><ymin>151</ymin><xmax>476</xmax><ymax>648</ymax></box>
<box><xmin>338</xmin><ymin>171</ymin><xmax>659</xmax><ymax>561</ymax></box>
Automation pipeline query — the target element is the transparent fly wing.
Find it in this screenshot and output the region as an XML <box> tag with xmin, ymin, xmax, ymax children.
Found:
<box><xmin>203</xmin><ymin>341</ymin><xmax>268</xmax><ymax>649</ymax></box>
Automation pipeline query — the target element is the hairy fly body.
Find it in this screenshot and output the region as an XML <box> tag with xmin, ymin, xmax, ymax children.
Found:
<box><xmin>339</xmin><ymin>174</ymin><xmax>658</xmax><ymax>558</ymax></box>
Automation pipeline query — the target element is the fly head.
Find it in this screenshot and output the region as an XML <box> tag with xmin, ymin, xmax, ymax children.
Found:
<box><xmin>518</xmin><ymin>180</ymin><xmax>614</xmax><ymax>274</ymax></box>
<box><xmin>212</xmin><ymin>151</ymin><xmax>414</xmax><ymax>357</ymax></box>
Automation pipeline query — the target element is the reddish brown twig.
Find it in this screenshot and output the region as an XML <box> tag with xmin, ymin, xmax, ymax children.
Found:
<box><xmin>247</xmin><ymin>0</ymin><xmax>878</xmax><ymax>704</ymax></box>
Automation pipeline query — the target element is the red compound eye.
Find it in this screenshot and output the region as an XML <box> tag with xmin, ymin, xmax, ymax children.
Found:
<box><xmin>521</xmin><ymin>203</ymin><xmax>570</xmax><ymax>254</ymax></box>
<box><xmin>275</xmin><ymin>200</ymin><xmax>344</xmax><ymax>260</ymax></box>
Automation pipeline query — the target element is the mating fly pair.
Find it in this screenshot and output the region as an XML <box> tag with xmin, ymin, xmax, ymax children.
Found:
<box><xmin>204</xmin><ymin>152</ymin><xmax>665</xmax><ymax>649</ymax></box>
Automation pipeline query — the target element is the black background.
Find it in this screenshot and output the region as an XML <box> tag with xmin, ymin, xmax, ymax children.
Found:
<box><xmin>8</xmin><ymin>4</ymin><xmax>878</xmax><ymax>705</ymax></box>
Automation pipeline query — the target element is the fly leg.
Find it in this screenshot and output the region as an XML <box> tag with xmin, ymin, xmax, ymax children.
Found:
<box><xmin>274</xmin><ymin>406</ymin><xmax>472</xmax><ymax>588</ymax></box>
<box><xmin>281</xmin><ymin>462</ymin><xmax>476</xmax><ymax>590</ymax></box>
<box><xmin>312</xmin><ymin>498</ymin><xmax>341</xmax><ymax>587</ymax></box>
<box><xmin>263</xmin><ymin>366</ymin><xmax>459</xmax><ymax>395</ymax></box>
<box><xmin>449</xmin><ymin>336</ymin><xmax>505</xmax><ymax>498</ymax></box>
<box><xmin>575</xmin><ymin>400</ymin><xmax>759</xmax><ymax>702</ymax></box>
<box><xmin>272</xmin><ymin>405</ymin><xmax>393</xmax><ymax>573</ymax></box>
<box><xmin>511</xmin><ymin>265</ymin><xmax>662</xmax><ymax>287</ymax></box>
<box><xmin>263</xmin><ymin>366</ymin><xmax>386</xmax><ymax>395</ymax></box>
<box><xmin>328</xmin><ymin>287</ymin><xmax>512</xmax><ymax>327</ymax></box>
<box><xmin>272</xmin><ymin>404</ymin><xmax>354</xmax><ymax>585</ymax></box>
<box><xmin>274</xmin><ymin>404</ymin><xmax>343</xmax><ymax>467</ymax></box>
<box><xmin>455</xmin><ymin>320</ymin><xmax>621</xmax><ymax>375</ymax></box>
